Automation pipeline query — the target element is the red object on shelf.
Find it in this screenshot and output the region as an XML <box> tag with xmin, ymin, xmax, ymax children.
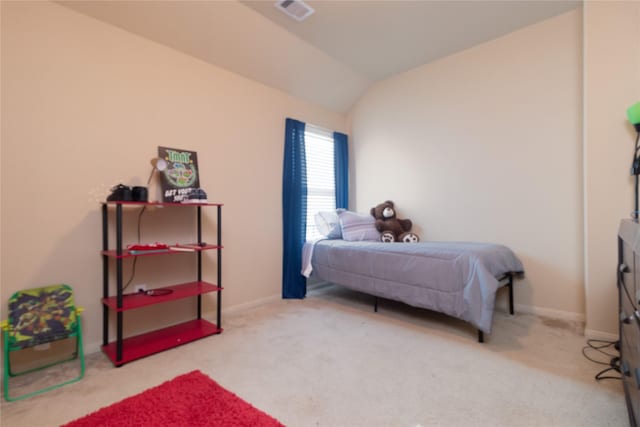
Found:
<box><xmin>101</xmin><ymin>319</ymin><xmax>222</xmax><ymax>366</ymax></box>
<box><xmin>127</xmin><ymin>242</ymin><xmax>169</xmax><ymax>251</ymax></box>
<box><xmin>102</xmin><ymin>281</ymin><xmax>220</xmax><ymax>311</ymax></box>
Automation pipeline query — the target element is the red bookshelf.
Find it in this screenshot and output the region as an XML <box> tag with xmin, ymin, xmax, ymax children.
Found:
<box><xmin>101</xmin><ymin>245</ymin><xmax>222</xmax><ymax>259</ymax></box>
<box><xmin>101</xmin><ymin>202</ymin><xmax>223</xmax><ymax>367</ymax></box>
<box><xmin>102</xmin><ymin>319</ymin><xmax>222</xmax><ymax>366</ymax></box>
<box><xmin>102</xmin><ymin>281</ymin><xmax>221</xmax><ymax>311</ymax></box>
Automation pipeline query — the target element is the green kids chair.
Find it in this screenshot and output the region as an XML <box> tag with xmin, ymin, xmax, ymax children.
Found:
<box><xmin>2</xmin><ymin>284</ymin><xmax>85</xmax><ymax>401</ymax></box>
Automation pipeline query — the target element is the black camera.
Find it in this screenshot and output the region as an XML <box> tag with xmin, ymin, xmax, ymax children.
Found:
<box><xmin>107</xmin><ymin>184</ymin><xmax>148</xmax><ymax>202</ymax></box>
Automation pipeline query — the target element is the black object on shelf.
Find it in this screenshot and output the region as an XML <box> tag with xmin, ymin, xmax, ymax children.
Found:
<box><xmin>106</xmin><ymin>185</ymin><xmax>148</xmax><ymax>202</ymax></box>
<box><xmin>106</xmin><ymin>184</ymin><xmax>132</xmax><ymax>202</ymax></box>
<box><xmin>131</xmin><ymin>186</ymin><xmax>148</xmax><ymax>202</ymax></box>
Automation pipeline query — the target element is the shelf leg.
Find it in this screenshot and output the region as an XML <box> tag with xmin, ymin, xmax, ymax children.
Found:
<box><xmin>216</xmin><ymin>206</ymin><xmax>222</xmax><ymax>328</ymax></box>
<box><xmin>116</xmin><ymin>203</ymin><xmax>123</xmax><ymax>362</ymax></box>
<box><xmin>508</xmin><ymin>274</ymin><xmax>514</xmax><ymax>315</ymax></box>
<box><xmin>217</xmin><ymin>205</ymin><xmax>222</xmax><ymax>329</ymax></box>
<box><xmin>197</xmin><ymin>206</ymin><xmax>202</xmax><ymax>320</ymax></box>
<box><xmin>102</xmin><ymin>204</ymin><xmax>109</xmax><ymax>347</ymax></box>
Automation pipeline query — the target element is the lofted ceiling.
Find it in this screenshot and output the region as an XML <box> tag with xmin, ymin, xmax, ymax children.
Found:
<box><xmin>58</xmin><ymin>0</ymin><xmax>581</xmax><ymax>113</ymax></box>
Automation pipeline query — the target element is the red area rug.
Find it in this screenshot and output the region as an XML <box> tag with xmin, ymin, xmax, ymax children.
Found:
<box><xmin>62</xmin><ymin>370</ymin><xmax>284</xmax><ymax>427</ymax></box>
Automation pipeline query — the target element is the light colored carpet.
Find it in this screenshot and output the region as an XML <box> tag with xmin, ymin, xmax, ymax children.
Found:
<box><xmin>0</xmin><ymin>284</ymin><xmax>626</xmax><ymax>427</ymax></box>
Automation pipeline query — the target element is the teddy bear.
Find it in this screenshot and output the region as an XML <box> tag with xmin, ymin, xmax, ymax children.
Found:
<box><xmin>370</xmin><ymin>200</ymin><xmax>420</xmax><ymax>243</ymax></box>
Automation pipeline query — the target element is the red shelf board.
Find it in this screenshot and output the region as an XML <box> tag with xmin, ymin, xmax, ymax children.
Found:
<box><xmin>101</xmin><ymin>245</ymin><xmax>223</xmax><ymax>258</ymax></box>
<box><xmin>102</xmin><ymin>319</ymin><xmax>222</xmax><ymax>366</ymax></box>
<box><xmin>102</xmin><ymin>281</ymin><xmax>220</xmax><ymax>311</ymax></box>
<box><xmin>103</xmin><ymin>201</ymin><xmax>223</xmax><ymax>207</ymax></box>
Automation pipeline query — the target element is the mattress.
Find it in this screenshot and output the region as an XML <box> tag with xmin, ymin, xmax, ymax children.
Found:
<box><xmin>303</xmin><ymin>239</ymin><xmax>524</xmax><ymax>334</ymax></box>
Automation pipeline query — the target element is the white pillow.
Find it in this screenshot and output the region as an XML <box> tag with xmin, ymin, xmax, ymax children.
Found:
<box><xmin>314</xmin><ymin>210</ymin><xmax>343</xmax><ymax>239</ymax></box>
<box><xmin>313</xmin><ymin>208</ymin><xmax>346</xmax><ymax>239</ymax></box>
<box><xmin>339</xmin><ymin>210</ymin><xmax>380</xmax><ymax>242</ymax></box>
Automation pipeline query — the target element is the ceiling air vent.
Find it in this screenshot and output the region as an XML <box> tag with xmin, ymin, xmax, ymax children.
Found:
<box><xmin>275</xmin><ymin>0</ymin><xmax>315</xmax><ymax>22</ymax></box>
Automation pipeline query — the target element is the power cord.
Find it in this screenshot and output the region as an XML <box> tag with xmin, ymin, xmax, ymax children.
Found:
<box><xmin>122</xmin><ymin>205</ymin><xmax>147</xmax><ymax>292</ymax></box>
<box><xmin>582</xmin><ymin>339</ymin><xmax>622</xmax><ymax>381</ymax></box>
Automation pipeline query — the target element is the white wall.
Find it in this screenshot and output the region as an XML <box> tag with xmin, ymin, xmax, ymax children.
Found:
<box><xmin>349</xmin><ymin>10</ymin><xmax>584</xmax><ymax>322</ymax></box>
<box><xmin>0</xmin><ymin>1</ymin><xmax>346</xmax><ymax>352</ymax></box>
<box><xmin>584</xmin><ymin>1</ymin><xmax>640</xmax><ymax>337</ymax></box>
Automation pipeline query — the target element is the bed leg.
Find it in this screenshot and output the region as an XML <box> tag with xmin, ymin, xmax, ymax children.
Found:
<box><xmin>478</xmin><ymin>330</ymin><xmax>484</xmax><ymax>343</ymax></box>
<box><xmin>508</xmin><ymin>274</ymin><xmax>514</xmax><ymax>315</ymax></box>
<box><xmin>374</xmin><ymin>296</ymin><xmax>378</xmax><ymax>313</ymax></box>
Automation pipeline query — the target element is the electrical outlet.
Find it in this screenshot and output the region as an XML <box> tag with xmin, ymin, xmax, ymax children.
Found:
<box><xmin>134</xmin><ymin>284</ymin><xmax>147</xmax><ymax>293</ymax></box>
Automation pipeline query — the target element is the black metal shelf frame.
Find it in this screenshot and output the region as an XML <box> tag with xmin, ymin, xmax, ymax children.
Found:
<box><xmin>101</xmin><ymin>203</ymin><xmax>222</xmax><ymax>365</ymax></box>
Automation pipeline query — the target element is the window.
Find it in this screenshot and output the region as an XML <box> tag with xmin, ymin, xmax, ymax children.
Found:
<box><xmin>304</xmin><ymin>125</ymin><xmax>335</xmax><ymax>241</ymax></box>
<box><xmin>282</xmin><ymin>116</ymin><xmax>347</xmax><ymax>298</ymax></box>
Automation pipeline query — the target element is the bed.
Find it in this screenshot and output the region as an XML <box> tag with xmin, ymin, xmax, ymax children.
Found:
<box><xmin>302</xmin><ymin>239</ymin><xmax>524</xmax><ymax>342</ymax></box>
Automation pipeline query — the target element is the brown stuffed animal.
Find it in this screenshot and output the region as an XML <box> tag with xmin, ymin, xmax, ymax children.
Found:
<box><xmin>370</xmin><ymin>200</ymin><xmax>419</xmax><ymax>243</ymax></box>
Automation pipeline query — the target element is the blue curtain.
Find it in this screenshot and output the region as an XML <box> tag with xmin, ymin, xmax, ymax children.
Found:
<box><xmin>282</xmin><ymin>118</ymin><xmax>307</xmax><ymax>298</ymax></box>
<box><xmin>334</xmin><ymin>131</ymin><xmax>349</xmax><ymax>209</ymax></box>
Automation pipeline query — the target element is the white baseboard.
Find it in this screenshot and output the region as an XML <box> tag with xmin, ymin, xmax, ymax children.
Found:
<box><xmin>307</xmin><ymin>280</ymin><xmax>332</xmax><ymax>290</ymax></box>
<box><xmin>511</xmin><ymin>303</ymin><xmax>586</xmax><ymax>323</ymax></box>
<box><xmin>85</xmin><ymin>341</ymin><xmax>102</xmax><ymax>355</ymax></box>
<box><xmin>507</xmin><ymin>302</ymin><xmax>618</xmax><ymax>339</ymax></box>
<box><xmin>84</xmin><ymin>294</ymin><xmax>283</xmax><ymax>358</ymax></box>
<box><xmin>217</xmin><ymin>293</ymin><xmax>281</xmax><ymax>315</ymax></box>
<box><xmin>85</xmin><ymin>292</ymin><xmax>605</xmax><ymax>355</ymax></box>
<box><xmin>583</xmin><ymin>329</ymin><xmax>619</xmax><ymax>341</ymax></box>
<box><xmin>317</xmin><ymin>281</ymin><xmax>588</xmax><ymax>325</ymax></box>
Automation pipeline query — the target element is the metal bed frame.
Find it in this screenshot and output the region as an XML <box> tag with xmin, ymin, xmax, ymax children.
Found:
<box><xmin>372</xmin><ymin>272</ymin><xmax>516</xmax><ymax>343</ymax></box>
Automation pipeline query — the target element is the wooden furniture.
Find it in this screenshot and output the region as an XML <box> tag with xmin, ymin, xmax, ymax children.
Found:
<box><xmin>619</xmin><ymin>219</ymin><xmax>640</xmax><ymax>426</ymax></box>
<box><xmin>101</xmin><ymin>201</ymin><xmax>223</xmax><ymax>367</ymax></box>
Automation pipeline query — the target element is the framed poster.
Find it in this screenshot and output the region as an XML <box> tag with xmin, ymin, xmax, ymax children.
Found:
<box><xmin>157</xmin><ymin>146</ymin><xmax>200</xmax><ymax>203</ymax></box>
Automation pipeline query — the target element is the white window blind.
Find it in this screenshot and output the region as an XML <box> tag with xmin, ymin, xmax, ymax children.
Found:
<box><xmin>305</xmin><ymin>125</ymin><xmax>335</xmax><ymax>241</ymax></box>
